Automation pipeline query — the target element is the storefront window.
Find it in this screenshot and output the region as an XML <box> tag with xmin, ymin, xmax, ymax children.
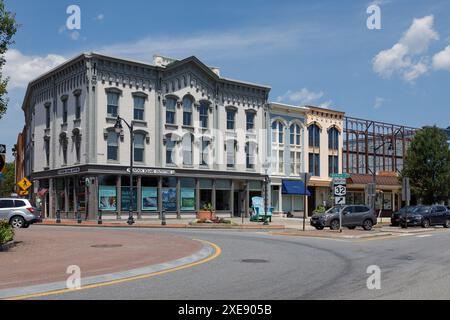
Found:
<box><xmin>180</xmin><ymin>178</ymin><xmax>195</xmax><ymax>211</ymax></box>
<box><xmin>141</xmin><ymin>177</ymin><xmax>158</xmax><ymax>212</ymax></box>
<box><xmin>199</xmin><ymin>179</ymin><xmax>213</xmax><ymax>209</ymax></box>
<box><xmin>99</xmin><ymin>186</ymin><xmax>117</xmax><ymax>211</ymax></box>
<box><xmin>216</xmin><ymin>179</ymin><xmax>231</xmax><ymax>211</ymax></box>
<box><xmin>162</xmin><ymin>177</ymin><xmax>177</xmax><ymax>211</ymax></box>
<box><xmin>121</xmin><ymin>176</ymin><xmax>138</xmax><ymax>211</ymax></box>
<box><xmin>55</xmin><ymin>178</ymin><xmax>65</xmax><ymax>211</ymax></box>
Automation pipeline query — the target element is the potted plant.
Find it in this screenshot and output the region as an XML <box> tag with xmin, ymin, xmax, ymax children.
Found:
<box><xmin>197</xmin><ymin>203</ymin><xmax>214</xmax><ymax>220</ymax></box>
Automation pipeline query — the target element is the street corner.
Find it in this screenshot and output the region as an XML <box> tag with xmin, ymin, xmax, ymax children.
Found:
<box><xmin>0</xmin><ymin>227</ymin><xmax>220</xmax><ymax>300</ymax></box>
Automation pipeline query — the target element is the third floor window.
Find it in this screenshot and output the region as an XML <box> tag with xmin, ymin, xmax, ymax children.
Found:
<box><xmin>133</xmin><ymin>96</ymin><xmax>145</xmax><ymax>121</ymax></box>
<box><xmin>107</xmin><ymin>92</ymin><xmax>119</xmax><ymax>118</ymax></box>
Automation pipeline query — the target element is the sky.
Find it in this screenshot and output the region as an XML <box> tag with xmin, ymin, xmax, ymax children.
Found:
<box><xmin>1</xmin><ymin>0</ymin><xmax>450</xmax><ymax>160</ymax></box>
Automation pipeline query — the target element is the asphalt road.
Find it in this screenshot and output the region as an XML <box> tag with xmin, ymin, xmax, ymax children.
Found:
<box><xmin>28</xmin><ymin>227</ymin><xmax>450</xmax><ymax>300</ymax></box>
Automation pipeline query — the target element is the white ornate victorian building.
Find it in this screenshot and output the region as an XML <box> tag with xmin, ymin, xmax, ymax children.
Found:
<box><xmin>22</xmin><ymin>53</ymin><xmax>271</xmax><ymax>219</ymax></box>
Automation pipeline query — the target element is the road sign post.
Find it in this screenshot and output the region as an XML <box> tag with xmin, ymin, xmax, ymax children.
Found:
<box><xmin>333</xmin><ymin>177</ymin><xmax>347</xmax><ymax>233</ymax></box>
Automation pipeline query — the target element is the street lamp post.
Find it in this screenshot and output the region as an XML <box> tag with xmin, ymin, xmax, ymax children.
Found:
<box><xmin>115</xmin><ymin>115</ymin><xmax>135</xmax><ymax>226</ymax></box>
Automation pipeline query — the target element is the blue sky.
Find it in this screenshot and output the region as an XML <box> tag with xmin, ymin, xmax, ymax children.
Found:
<box><xmin>1</xmin><ymin>0</ymin><xmax>450</xmax><ymax>159</ymax></box>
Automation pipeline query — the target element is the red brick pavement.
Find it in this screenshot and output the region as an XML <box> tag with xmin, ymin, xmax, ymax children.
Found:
<box><xmin>0</xmin><ymin>227</ymin><xmax>202</xmax><ymax>290</ymax></box>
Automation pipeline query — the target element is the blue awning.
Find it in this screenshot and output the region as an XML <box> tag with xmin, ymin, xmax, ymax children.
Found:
<box><xmin>282</xmin><ymin>180</ymin><xmax>311</xmax><ymax>196</ymax></box>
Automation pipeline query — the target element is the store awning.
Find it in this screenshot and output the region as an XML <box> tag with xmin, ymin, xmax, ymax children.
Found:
<box><xmin>282</xmin><ymin>180</ymin><xmax>311</xmax><ymax>196</ymax></box>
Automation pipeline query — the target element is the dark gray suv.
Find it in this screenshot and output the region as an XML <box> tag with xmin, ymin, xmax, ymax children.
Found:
<box><xmin>310</xmin><ymin>205</ymin><xmax>377</xmax><ymax>231</ymax></box>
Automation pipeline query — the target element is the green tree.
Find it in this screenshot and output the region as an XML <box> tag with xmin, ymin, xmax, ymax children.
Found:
<box><xmin>401</xmin><ymin>126</ymin><xmax>450</xmax><ymax>205</ymax></box>
<box><xmin>0</xmin><ymin>162</ymin><xmax>15</xmax><ymax>196</ymax></box>
<box><xmin>0</xmin><ymin>0</ymin><xmax>18</xmax><ymax>119</ymax></box>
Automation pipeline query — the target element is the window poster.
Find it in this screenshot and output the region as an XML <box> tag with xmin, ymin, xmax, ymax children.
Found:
<box><xmin>99</xmin><ymin>186</ymin><xmax>117</xmax><ymax>211</ymax></box>
<box><xmin>181</xmin><ymin>188</ymin><xmax>195</xmax><ymax>211</ymax></box>
<box><xmin>162</xmin><ymin>188</ymin><xmax>177</xmax><ymax>211</ymax></box>
<box><xmin>142</xmin><ymin>187</ymin><xmax>158</xmax><ymax>211</ymax></box>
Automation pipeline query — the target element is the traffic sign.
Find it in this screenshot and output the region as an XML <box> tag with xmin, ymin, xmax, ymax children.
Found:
<box><xmin>17</xmin><ymin>177</ymin><xmax>32</xmax><ymax>191</ymax></box>
<box><xmin>19</xmin><ymin>190</ymin><xmax>29</xmax><ymax>196</ymax></box>
<box><xmin>0</xmin><ymin>144</ymin><xmax>5</xmax><ymax>154</ymax></box>
<box><xmin>0</xmin><ymin>154</ymin><xmax>5</xmax><ymax>173</ymax></box>
<box><xmin>335</xmin><ymin>196</ymin><xmax>346</xmax><ymax>205</ymax></box>
<box><xmin>330</xmin><ymin>173</ymin><xmax>350</xmax><ymax>179</ymax></box>
<box><xmin>334</xmin><ymin>184</ymin><xmax>347</xmax><ymax>197</ymax></box>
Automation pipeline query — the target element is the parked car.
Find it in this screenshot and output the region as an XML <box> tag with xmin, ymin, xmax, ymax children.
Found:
<box><xmin>399</xmin><ymin>205</ymin><xmax>450</xmax><ymax>228</ymax></box>
<box><xmin>310</xmin><ymin>205</ymin><xmax>377</xmax><ymax>231</ymax></box>
<box><xmin>0</xmin><ymin>198</ymin><xmax>41</xmax><ymax>228</ymax></box>
<box><xmin>391</xmin><ymin>206</ymin><xmax>419</xmax><ymax>226</ymax></box>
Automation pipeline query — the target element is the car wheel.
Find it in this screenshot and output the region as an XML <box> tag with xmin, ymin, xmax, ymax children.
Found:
<box><xmin>347</xmin><ymin>226</ymin><xmax>356</xmax><ymax>230</ymax></box>
<box><xmin>10</xmin><ymin>216</ymin><xmax>25</xmax><ymax>229</ymax></box>
<box><xmin>330</xmin><ymin>219</ymin><xmax>340</xmax><ymax>230</ymax></box>
<box><xmin>315</xmin><ymin>226</ymin><xmax>324</xmax><ymax>230</ymax></box>
<box><xmin>444</xmin><ymin>219</ymin><xmax>450</xmax><ymax>229</ymax></box>
<box><xmin>23</xmin><ymin>223</ymin><xmax>30</xmax><ymax>228</ymax></box>
<box><xmin>362</xmin><ymin>219</ymin><xmax>373</xmax><ymax>231</ymax></box>
<box><xmin>421</xmin><ymin>219</ymin><xmax>430</xmax><ymax>228</ymax></box>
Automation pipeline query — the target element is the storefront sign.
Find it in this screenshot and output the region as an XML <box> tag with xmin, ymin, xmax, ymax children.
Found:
<box><xmin>126</xmin><ymin>168</ymin><xmax>175</xmax><ymax>175</ymax></box>
<box><xmin>142</xmin><ymin>187</ymin><xmax>158</xmax><ymax>211</ymax></box>
<box><xmin>58</xmin><ymin>167</ymin><xmax>81</xmax><ymax>175</ymax></box>
<box><xmin>98</xmin><ymin>186</ymin><xmax>117</xmax><ymax>211</ymax></box>
<box><xmin>181</xmin><ymin>188</ymin><xmax>195</xmax><ymax>211</ymax></box>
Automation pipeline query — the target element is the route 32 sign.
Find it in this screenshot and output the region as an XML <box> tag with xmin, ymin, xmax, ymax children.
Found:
<box><xmin>333</xmin><ymin>177</ymin><xmax>347</xmax><ymax>203</ymax></box>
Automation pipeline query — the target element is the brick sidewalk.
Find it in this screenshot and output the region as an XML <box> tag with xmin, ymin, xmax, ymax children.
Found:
<box><xmin>0</xmin><ymin>227</ymin><xmax>202</xmax><ymax>290</ymax></box>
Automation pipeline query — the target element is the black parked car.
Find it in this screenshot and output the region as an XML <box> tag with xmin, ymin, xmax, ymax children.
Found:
<box><xmin>391</xmin><ymin>206</ymin><xmax>418</xmax><ymax>226</ymax></box>
<box><xmin>399</xmin><ymin>205</ymin><xmax>450</xmax><ymax>228</ymax></box>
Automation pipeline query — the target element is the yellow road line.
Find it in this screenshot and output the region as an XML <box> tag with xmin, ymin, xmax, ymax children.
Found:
<box><xmin>3</xmin><ymin>239</ymin><xmax>221</xmax><ymax>300</ymax></box>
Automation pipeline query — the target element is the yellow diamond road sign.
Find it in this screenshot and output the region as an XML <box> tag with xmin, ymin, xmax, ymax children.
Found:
<box><xmin>18</xmin><ymin>177</ymin><xmax>32</xmax><ymax>191</ymax></box>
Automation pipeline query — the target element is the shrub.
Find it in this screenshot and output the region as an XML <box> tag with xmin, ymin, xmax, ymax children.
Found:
<box><xmin>0</xmin><ymin>220</ymin><xmax>14</xmax><ymax>245</ymax></box>
<box><xmin>313</xmin><ymin>205</ymin><xmax>327</xmax><ymax>214</ymax></box>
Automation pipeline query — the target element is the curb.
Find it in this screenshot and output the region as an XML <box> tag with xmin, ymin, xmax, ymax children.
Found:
<box><xmin>0</xmin><ymin>240</ymin><xmax>218</xmax><ymax>300</ymax></box>
<box><xmin>0</xmin><ymin>241</ymin><xmax>15</xmax><ymax>252</ymax></box>
<box><xmin>269</xmin><ymin>231</ymin><xmax>395</xmax><ymax>240</ymax></box>
<box><xmin>36</xmin><ymin>221</ymin><xmax>285</xmax><ymax>230</ymax></box>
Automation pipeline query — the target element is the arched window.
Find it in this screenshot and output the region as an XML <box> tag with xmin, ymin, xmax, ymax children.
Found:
<box><xmin>328</xmin><ymin>127</ymin><xmax>339</xmax><ymax>150</ymax></box>
<box><xmin>165</xmin><ymin>97</ymin><xmax>176</xmax><ymax>124</ymax></box>
<box><xmin>182</xmin><ymin>96</ymin><xmax>193</xmax><ymax>126</ymax></box>
<box><xmin>134</xmin><ymin>133</ymin><xmax>145</xmax><ymax>162</ymax></box>
<box><xmin>290</xmin><ymin>124</ymin><xmax>301</xmax><ymax>145</ymax></box>
<box><xmin>182</xmin><ymin>134</ymin><xmax>193</xmax><ymax>166</ymax></box>
<box><xmin>107</xmin><ymin>131</ymin><xmax>119</xmax><ymax>161</ymax></box>
<box><xmin>308</xmin><ymin>124</ymin><xmax>321</xmax><ymax>148</ymax></box>
<box><xmin>272</xmin><ymin>121</ymin><xmax>284</xmax><ymax>144</ymax></box>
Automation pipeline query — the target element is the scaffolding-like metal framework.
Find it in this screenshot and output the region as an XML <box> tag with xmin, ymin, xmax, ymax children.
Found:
<box><xmin>343</xmin><ymin>117</ymin><xmax>417</xmax><ymax>175</ymax></box>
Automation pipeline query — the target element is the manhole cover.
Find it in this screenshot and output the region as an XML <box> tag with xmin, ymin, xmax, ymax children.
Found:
<box><xmin>241</xmin><ymin>259</ymin><xmax>269</xmax><ymax>263</ymax></box>
<box><xmin>91</xmin><ymin>244</ymin><xmax>123</xmax><ymax>248</ymax></box>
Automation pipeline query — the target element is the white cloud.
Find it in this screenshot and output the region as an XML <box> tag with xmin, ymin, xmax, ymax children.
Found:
<box><xmin>432</xmin><ymin>45</ymin><xmax>450</xmax><ymax>70</ymax></box>
<box><xmin>277</xmin><ymin>88</ymin><xmax>332</xmax><ymax>108</ymax></box>
<box><xmin>95</xmin><ymin>14</ymin><xmax>104</xmax><ymax>21</ymax></box>
<box><xmin>4</xmin><ymin>49</ymin><xmax>67</xmax><ymax>89</ymax></box>
<box><xmin>373</xmin><ymin>97</ymin><xmax>385</xmax><ymax>109</ymax></box>
<box><xmin>372</xmin><ymin>15</ymin><xmax>439</xmax><ymax>82</ymax></box>
<box><xmin>99</xmin><ymin>25</ymin><xmax>304</xmax><ymax>61</ymax></box>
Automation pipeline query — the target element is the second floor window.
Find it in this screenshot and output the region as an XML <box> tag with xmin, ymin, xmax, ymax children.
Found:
<box><xmin>107</xmin><ymin>131</ymin><xmax>119</xmax><ymax>161</ymax></box>
<box><xmin>183</xmin><ymin>96</ymin><xmax>193</xmax><ymax>126</ymax></box>
<box><xmin>75</xmin><ymin>94</ymin><xmax>81</xmax><ymax>120</ymax></box>
<box><xmin>290</xmin><ymin>124</ymin><xmax>301</xmax><ymax>145</ymax></box>
<box><xmin>166</xmin><ymin>138</ymin><xmax>176</xmax><ymax>165</ymax></box>
<box><xmin>226</xmin><ymin>110</ymin><xmax>236</xmax><ymax>130</ymax></box>
<box><xmin>134</xmin><ymin>133</ymin><xmax>145</xmax><ymax>162</ymax></box>
<box><xmin>308</xmin><ymin>124</ymin><xmax>321</xmax><ymax>148</ymax></box>
<box><xmin>133</xmin><ymin>96</ymin><xmax>145</xmax><ymax>121</ymax></box>
<box><xmin>166</xmin><ymin>98</ymin><xmax>176</xmax><ymax>124</ymax></box>
<box><xmin>226</xmin><ymin>140</ymin><xmax>235</xmax><ymax>168</ymax></box>
<box><xmin>45</xmin><ymin>105</ymin><xmax>50</xmax><ymax>129</ymax></box>
<box><xmin>200</xmin><ymin>137</ymin><xmax>209</xmax><ymax>166</ymax></box>
<box><xmin>44</xmin><ymin>139</ymin><xmax>50</xmax><ymax>166</ymax></box>
<box><xmin>62</xmin><ymin>99</ymin><xmax>68</xmax><ymax>123</ymax></box>
<box><xmin>272</xmin><ymin>121</ymin><xmax>284</xmax><ymax>144</ymax></box>
<box><xmin>309</xmin><ymin>153</ymin><xmax>320</xmax><ymax>176</ymax></box>
<box><xmin>199</xmin><ymin>102</ymin><xmax>209</xmax><ymax>128</ymax></box>
<box><xmin>329</xmin><ymin>155</ymin><xmax>339</xmax><ymax>176</ymax></box>
<box><xmin>182</xmin><ymin>134</ymin><xmax>193</xmax><ymax>166</ymax></box>
<box><xmin>245</xmin><ymin>142</ymin><xmax>256</xmax><ymax>169</ymax></box>
<box><xmin>246</xmin><ymin>112</ymin><xmax>255</xmax><ymax>131</ymax></box>
<box><xmin>107</xmin><ymin>92</ymin><xmax>119</xmax><ymax>118</ymax></box>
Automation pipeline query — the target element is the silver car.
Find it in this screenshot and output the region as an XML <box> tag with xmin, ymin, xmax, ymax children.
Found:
<box><xmin>310</xmin><ymin>205</ymin><xmax>378</xmax><ymax>231</ymax></box>
<box><xmin>0</xmin><ymin>198</ymin><xmax>42</xmax><ymax>228</ymax></box>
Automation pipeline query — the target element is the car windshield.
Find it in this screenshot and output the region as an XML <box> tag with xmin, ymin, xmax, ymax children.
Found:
<box><xmin>325</xmin><ymin>206</ymin><xmax>342</xmax><ymax>214</ymax></box>
<box><xmin>399</xmin><ymin>206</ymin><xmax>415</xmax><ymax>213</ymax></box>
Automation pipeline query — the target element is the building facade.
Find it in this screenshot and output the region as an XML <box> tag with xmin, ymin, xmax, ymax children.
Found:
<box><xmin>343</xmin><ymin>116</ymin><xmax>417</xmax><ymax>215</ymax></box>
<box><xmin>22</xmin><ymin>53</ymin><xmax>271</xmax><ymax>219</ymax></box>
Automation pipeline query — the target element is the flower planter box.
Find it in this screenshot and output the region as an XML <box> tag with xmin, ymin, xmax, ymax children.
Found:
<box><xmin>196</xmin><ymin>210</ymin><xmax>214</xmax><ymax>220</ymax></box>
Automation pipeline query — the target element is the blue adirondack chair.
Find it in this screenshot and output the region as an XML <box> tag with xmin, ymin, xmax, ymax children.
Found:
<box><xmin>250</xmin><ymin>196</ymin><xmax>273</xmax><ymax>222</ymax></box>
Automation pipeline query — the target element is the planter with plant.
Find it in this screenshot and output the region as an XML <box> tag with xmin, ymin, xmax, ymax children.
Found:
<box><xmin>0</xmin><ymin>220</ymin><xmax>14</xmax><ymax>248</ymax></box>
<box><xmin>197</xmin><ymin>203</ymin><xmax>215</xmax><ymax>220</ymax></box>
<box><xmin>313</xmin><ymin>205</ymin><xmax>327</xmax><ymax>215</ymax></box>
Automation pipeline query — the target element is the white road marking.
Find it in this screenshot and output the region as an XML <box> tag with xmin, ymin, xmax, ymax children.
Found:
<box><xmin>416</xmin><ymin>234</ymin><xmax>432</xmax><ymax>238</ymax></box>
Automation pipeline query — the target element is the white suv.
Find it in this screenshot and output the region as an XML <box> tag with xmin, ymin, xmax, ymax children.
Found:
<box><xmin>0</xmin><ymin>198</ymin><xmax>42</xmax><ymax>228</ymax></box>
